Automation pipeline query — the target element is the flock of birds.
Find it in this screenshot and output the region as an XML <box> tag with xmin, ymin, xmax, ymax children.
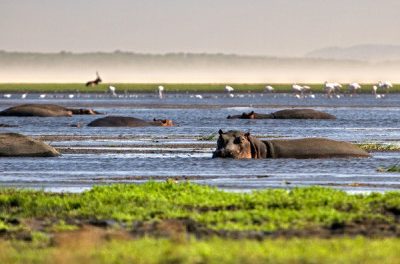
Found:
<box><xmin>1</xmin><ymin>81</ymin><xmax>394</xmax><ymax>100</ymax></box>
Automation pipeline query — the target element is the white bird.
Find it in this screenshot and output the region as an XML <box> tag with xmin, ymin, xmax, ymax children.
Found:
<box><xmin>292</xmin><ymin>84</ymin><xmax>309</xmax><ymax>98</ymax></box>
<box><xmin>229</xmin><ymin>93</ymin><xmax>234</xmax><ymax>98</ymax></box>
<box><xmin>292</xmin><ymin>84</ymin><xmax>303</xmax><ymax>93</ymax></box>
<box><xmin>324</xmin><ymin>82</ymin><xmax>342</xmax><ymax>98</ymax></box>
<box><xmin>3</xmin><ymin>94</ymin><xmax>11</xmax><ymax>98</ymax></box>
<box><xmin>39</xmin><ymin>94</ymin><xmax>46</xmax><ymax>99</ymax></box>
<box><xmin>21</xmin><ymin>93</ymin><xmax>27</xmax><ymax>99</ymax></box>
<box><xmin>195</xmin><ymin>94</ymin><xmax>203</xmax><ymax>99</ymax></box>
<box><xmin>225</xmin><ymin>85</ymin><xmax>234</xmax><ymax>93</ymax></box>
<box><xmin>68</xmin><ymin>94</ymin><xmax>75</xmax><ymax>99</ymax></box>
<box><xmin>265</xmin><ymin>85</ymin><xmax>274</xmax><ymax>92</ymax></box>
<box><xmin>372</xmin><ymin>85</ymin><xmax>378</xmax><ymax>95</ymax></box>
<box><xmin>348</xmin><ymin>83</ymin><xmax>362</xmax><ymax>96</ymax></box>
<box><xmin>108</xmin><ymin>86</ymin><xmax>117</xmax><ymax>97</ymax></box>
<box><xmin>158</xmin><ymin>85</ymin><xmax>164</xmax><ymax>99</ymax></box>
<box><xmin>377</xmin><ymin>81</ymin><xmax>393</xmax><ymax>94</ymax></box>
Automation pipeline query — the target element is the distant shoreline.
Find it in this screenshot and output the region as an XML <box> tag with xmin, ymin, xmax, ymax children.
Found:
<box><xmin>0</xmin><ymin>83</ymin><xmax>397</xmax><ymax>93</ymax></box>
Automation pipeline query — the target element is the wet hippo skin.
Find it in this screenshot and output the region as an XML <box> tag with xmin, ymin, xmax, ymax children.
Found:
<box><xmin>227</xmin><ymin>109</ymin><xmax>336</xmax><ymax>120</ymax></box>
<box><xmin>0</xmin><ymin>133</ymin><xmax>60</xmax><ymax>157</ymax></box>
<box><xmin>87</xmin><ymin>116</ymin><xmax>174</xmax><ymax>127</ymax></box>
<box><xmin>0</xmin><ymin>104</ymin><xmax>101</xmax><ymax>117</ymax></box>
<box><xmin>212</xmin><ymin>130</ymin><xmax>370</xmax><ymax>159</ymax></box>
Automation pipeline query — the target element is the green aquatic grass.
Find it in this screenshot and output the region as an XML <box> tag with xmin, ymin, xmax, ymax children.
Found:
<box><xmin>1</xmin><ymin>237</ymin><xmax>400</xmax><ymax>264</ymax></box>
<box><xmin>357</xmin><ymin>143</ymin><xmax>400</xmax><ymax>152</ymax></box>
<box><xmin>0</xmin><ymin>182</ymin><xmax>399</xmax><ymax>232</ymax></box>
<box><xmin>0</xmin><ymin>83</ymin><xmax>398</xmax><ymax>93</ymax></box>
<box><xmin>377</xmin><ymin>165</ymin><xmax>400</xmax><ymax>173</ymax></box>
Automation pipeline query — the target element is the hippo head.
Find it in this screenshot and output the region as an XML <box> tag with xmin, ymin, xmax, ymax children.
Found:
<box><xmin>153</xmin><ymin>118</ymin><xmax>174</xmax><ymax>127</ymax></box>
<box><xmin>212</xmin><ymin>129</ymin><xmax>267</xmax><ymax>159</ymax></box>
<box><xmin>241</xmin><ymin>111</ymin><xmax>255</xmax><ymax>119</ymax></box>
<box><xmin>227</xmin><ymin>111</ymin><xmax>255</xmax><ymax>119</ymax></box>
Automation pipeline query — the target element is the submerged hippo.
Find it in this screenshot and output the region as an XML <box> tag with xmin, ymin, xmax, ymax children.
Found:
<box><xmin>213</xmin><ymin>130</ymin><xmax>369</xmax><ymax>159</ymax></box>
<box><xmin>227</xmin><ymin>109</ymin><xmax>336</xmax><ymax>120</ymax></box>
<box><xmin>0</xmin><ymin>133</ymin><xmax>60</xmax><ymax>157</ymax></box>
<box><xmin>0</xmin><ymin>104</ymin><xmax>101</xmax><ymax>117</ymax></box>
<box><xmin>87</xmin><ymin>116</ymin><xmax>174</xmax><ymax>127</ymax></box>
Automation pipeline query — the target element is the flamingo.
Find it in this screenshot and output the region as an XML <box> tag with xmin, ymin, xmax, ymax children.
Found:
<box><xmin>348</xmin><ymin>83</ymin><xmax>362</xmax><ymax>96</ymax></box>
<box><xmin>265</xmin><ymin>85</ymin><xmax>274</xmax><ymax>92</ymax></box>
<box><xmin>39</xmin><ymin>94</ymin><xmax>46</xmax><ymax>99</ymax></box>
<box><xmin>158</xmin><ymin>85</ymin><xmax>164</xmax><ymax>99</ymax></box>
<box><xmin>225</xmin><ymin>85</ymin><xmax>234</xmax><ymax>93</ymax></box>
<box><xmin>377</xmin><ymin>81</ymin><xmax>393</xmax><ymax>94</ymax></box>
<box><xmin>292</xmin><ymin>84</ymin><xmax>307</xmax><ymax>98</ymax></box>
<box><xmin>21</xmin><ymin>93</ymin><xmax>27</xmax><ymax>99</ymax></box>
<box><xmin>324</xmin><ymin>82</ymin><xmax>342</xmax><ymax>98</ymax></box>
<box><xmin>195</xmin><ymin>94</ymin><xmax>203</xmax><ymax>99</ymax></box>
<box><xmin>3</xmin><ymin>94</ymin><xmax>11</xmax><ymax>98</ymax></box>
<box><xmin>68</xmin><ymin>94</ymin><xmax>75</xmax><ymax>99</ymax></box>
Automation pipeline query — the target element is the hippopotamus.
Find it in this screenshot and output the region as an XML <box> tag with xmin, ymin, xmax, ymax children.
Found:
<box><xmin>227</xmin><ymin>109</ymin><xmax>336</xmax><ymax>120</ymax></box>
<box><xmin>0</xmin><ymin>133</ymin><xmax>60</xmax><ymax>157</ymax></box>
<box><xmin>87</xmin><ymin>116</ymin><xmax>174</xmax><ymax>127</ymax></box>
<box><xmin>212</xmin><ymin>130</ymin><xmax>370</xmax><ymax>159</ymax></box>
<box><xmin>0</xmin><ymin>104</ymin><xmax>101</xmax><ymax>117</ymax></box>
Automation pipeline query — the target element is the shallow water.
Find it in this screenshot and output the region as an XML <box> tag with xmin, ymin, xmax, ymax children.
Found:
<box><xmin>0</xmin><ymin>92</ymin><xmax>400</xmax><ymax>192</ymax></box>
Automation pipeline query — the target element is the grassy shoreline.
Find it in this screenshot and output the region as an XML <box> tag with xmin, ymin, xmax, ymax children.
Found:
<box><xmin>1</xmin><ymin>182</ymin><xmax>400</xmax><ymax>263</ymax></box>
<box><xmin>0</xmin><ymin>83</ymin><xmax>399</xmax><ymax>93</ymax></box>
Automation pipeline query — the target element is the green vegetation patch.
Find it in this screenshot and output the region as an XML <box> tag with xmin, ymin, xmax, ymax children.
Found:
<box><xmin>1</xmin><ymin>182</ymin><xmax>400</xmax><ymax>236</ymax></box>
<box><xmin>1</xmin><ymin>237</ymin><xmax>400</xmax><ymax>264</ymax></box>
<box><xmin>358</xmin><ymin>143</ymin><xmax>400</xmax><ymax>152</ymax></box>
<box><xmin>377</xmin><ymin>165</ymin><xmax>400</xmax><ymax>173</ymax></box>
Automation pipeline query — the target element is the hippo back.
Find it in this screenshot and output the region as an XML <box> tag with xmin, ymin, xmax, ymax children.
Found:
<box><xmin>266</xmin><ymin>138</ymin><xmax>369</xmax><ymax>158</ymax></box>
<box><xmin>272</xmin><ymin>109</ymin><xmax>336</xmax><ymax>119</ymax></box>
<box><xmin>0</xmin><ymin>104</ymin><xmax>72</xmax><ymax>117</ymax></box>
<box><xmin>0</xmin><ymin>133</ymin><xmax>60</xmax><ymax>157</ymax></box>
<box><xmin>87</xmin><ymin>116</ymin><xmax>150</xmax><ymax>127</ymax></box>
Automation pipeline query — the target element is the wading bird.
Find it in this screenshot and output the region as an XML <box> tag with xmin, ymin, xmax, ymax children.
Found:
<box><xmin>158</xmin><ymin>85</ymin><xmax>164</xmax><ymax>99</ymax></box>
<box><xmin>377</xmin><ymin>81</ymin><xmax>393</xmax><ymax>94</ymax></box>
<box><xmin>108</xmin><ymin>86</ymin><xmax>117</xmax><ymax>97</ymax></box>
<box><xmin>265</xmin><ymin>85</ymin><xmax>274</xmax><ymax>92</ymax></box>
<box><xmin>348</xmin><ymin>83</ymin><xmax>362</xmax><ymax>96</ymax></box>
<box><xmin>324</xmin><ymin>82</ymin><xmax>342</xmax><ymax>98</ymax></box>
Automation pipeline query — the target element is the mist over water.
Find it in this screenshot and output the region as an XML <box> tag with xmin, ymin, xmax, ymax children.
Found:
<box><xmin>1</xmin><ymin>52</ymin><xmax>399</xmax><ymax>83</ymax></box>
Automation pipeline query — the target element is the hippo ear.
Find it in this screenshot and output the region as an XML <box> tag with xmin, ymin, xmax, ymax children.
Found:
<box><xmin>250</xmin><ymin>111</ymin><xmax>254</xmax><ymax>115</ymax></box>
<box><xmin>246</xmin><ymin>133</ymin><xmax>267</xmax><ymax>159</ymax></box>
<box><xmin>153</xmin><ymin>118</ymin><xmax>157</xmax><ymax>121</ymax></box>
<box><xmin>218</xmin><ymin>129</ymin><xmax>224</xmax><ymax>135</ymax></box>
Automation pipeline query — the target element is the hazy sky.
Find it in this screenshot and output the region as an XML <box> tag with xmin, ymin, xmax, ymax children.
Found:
<box><xmin>1</xmin><ymin>0</ymin><xmax>400</xmax><ymax>56</ymax></box>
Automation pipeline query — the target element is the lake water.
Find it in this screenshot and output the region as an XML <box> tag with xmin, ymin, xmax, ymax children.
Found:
<box><xmin>0</xmin><ymin>92</ymin><xmax>399</xmax><ymax>192</ymax></box>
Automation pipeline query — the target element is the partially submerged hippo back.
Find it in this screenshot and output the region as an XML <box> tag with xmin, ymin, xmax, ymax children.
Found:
<box><xmin>0</xmin><ymin>104</ymin><xmax>72</xmax><ymax>117</ymax></box>
<box><xmin>271</xmin><ymin>109</ymin><xmax>336</xmax><ymax>119</ymax></box>
<box><xmin>212</xmin><ymin>130</ymin><xmax>369</xmax><ymax>159</ymax></box>
<box><xmin>0</xmin><ymin>104</ymin><xmax>100</xmax><ymax>117</ymax></box>
<box><xmin>87</xmin><ymin>116</ymin><xmax>174</xmax><ymax>127</ymax></box>
<box><xmin>227</xmin><ymin>109</ymin><xmax>336</xmax><ymax>120</ymax></box>
<box><xmin>0</xmin><ymin>133</ymin><xmax>60</xmax><ymax>157</ymax></box>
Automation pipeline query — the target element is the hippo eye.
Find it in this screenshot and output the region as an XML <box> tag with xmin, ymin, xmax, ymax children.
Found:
<box><xmin>234</xmin><ymin>137</ymin><xmax>242</xmax><ymax>144</ymax></box>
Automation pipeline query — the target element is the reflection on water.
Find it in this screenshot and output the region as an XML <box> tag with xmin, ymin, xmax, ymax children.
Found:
<box><xmin>1</xmin><ymin>93</ymin><xmax>400</xmax><ymax>192</ymax></box>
